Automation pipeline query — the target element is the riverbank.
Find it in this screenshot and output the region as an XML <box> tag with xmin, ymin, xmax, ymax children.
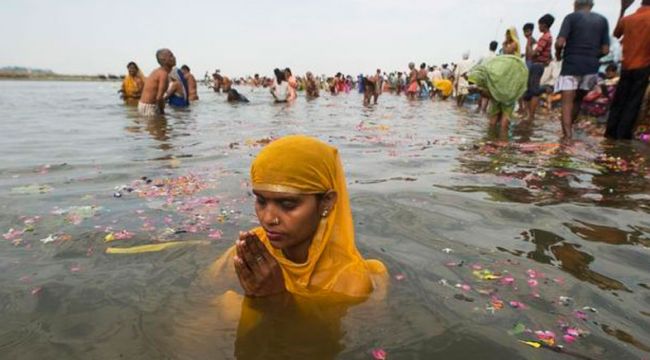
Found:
<box><xmin>0</xmin><ymin>72</ymin><xmax>120</xmax><ymax>82</ymax></box>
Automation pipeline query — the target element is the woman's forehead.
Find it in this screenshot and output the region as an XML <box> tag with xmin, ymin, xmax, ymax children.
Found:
<box><xmin>253</xmin><ymin>190</ymin><xmax>305</xmax><ymax>200</ymax></box>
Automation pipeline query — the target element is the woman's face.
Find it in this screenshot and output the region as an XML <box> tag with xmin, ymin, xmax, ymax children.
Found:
<box><xmin>253</xmin><ymin>190</ymin><xmax>323</xmax><ymax>252</ymax></box>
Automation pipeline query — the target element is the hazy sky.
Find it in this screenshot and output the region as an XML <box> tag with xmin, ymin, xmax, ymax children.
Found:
<box><xmin>1</xmin><ymin>0</ymin><xmax>638</xmax><ymax>77</ymax></box>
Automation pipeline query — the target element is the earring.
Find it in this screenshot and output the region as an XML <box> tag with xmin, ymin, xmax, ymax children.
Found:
<box><xmin>321</xmin><ymin>209</ymin><xmax>329</xmax><ymax>217</ymax></box>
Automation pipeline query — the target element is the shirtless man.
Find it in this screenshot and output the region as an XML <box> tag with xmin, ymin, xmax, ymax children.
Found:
<box><xmin>180</xmin><ymin>65</ymin><xmax>199</xmax><ymax>101</ymax></box>
<box><xmin>305</xmin><ymin>72</ymin><xmax>320</xmax><ymax>98</ymax></box>
<box><xmin>372</xmin><ymin>69</ymin><xmax>383</xmax><ymax>104</ymax></box>
<box><xmin>212</xmin><ymin>70</ymin><xmax>223</xmax><ymax>93</ymax></box>
<box><xmin>139</xmin><ymin>49</ymin><xmax>176</xmax><ymax>116</ymax></box>
<box><xmin>406</xmin><ymin>62</ymin><xmax>419</xmax><ymax>100</ymax></box>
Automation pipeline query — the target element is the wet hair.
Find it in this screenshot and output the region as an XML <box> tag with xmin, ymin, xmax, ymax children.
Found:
<box><xmin>489</xmin><ymin>41</ymin><xmax>498</xmax><ymax>51</ymax></box>
<box><xmin>538</xmin><ymin>14</ymin><xmax>555</xmax><ymax>28</ymax></box>
<box><xmin>127</xmin><ymin>62</ymin><xmax>139</xmax><ymax>71</ymax></box>
<box><xmin>605</xmin><ymin>64</ymin><xmax>618</xmax><ymax>73</ymax></box>
<box><xmin>523</xmin><ymin>23</ymin><xmax>534</xmax><ymax>32</ymax></box>
<box><xmin>181</xmin><ymin>65</ymin><xmax>190</xmax><ymax>72</ymax></box>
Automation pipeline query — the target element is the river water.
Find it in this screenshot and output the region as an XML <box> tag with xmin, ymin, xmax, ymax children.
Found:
<box><xmin>0</xmin><ymin>80</ymin><xmax>649</xmax><ymax>359</ymax></box>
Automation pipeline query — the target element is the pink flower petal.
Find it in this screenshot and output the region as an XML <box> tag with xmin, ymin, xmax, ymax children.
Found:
<box><xmin>113</xmin><ymin>230</ymin><xmax>134</xmax><ymax>240</ymax></box>
<box><xmin>509</xmin><ymin>301</ymin><xmax>526</xmax><ymax>309</ymax></box>
<box><xmin>208</xmin><ymin>229</ymin><xmax>223</xmax><ymax>239</ymax></box>
<box><xmin>574</xmin><ymin>310</ymin><xmax>587</xmax><ymax>321</ymax></box>
<box><xmin>372</xmin><ymin>348</ymin><xmax>387</xmax><ymax>360</ymax></box>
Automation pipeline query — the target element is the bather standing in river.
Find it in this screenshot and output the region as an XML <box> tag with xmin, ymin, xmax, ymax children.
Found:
<box><xmin>119</xmin><ymin>61</ymin><xmax>145</xmax><ymax>103</ymax></box>
<box><xmin>181</xmin><ymin>65</ymin><xmax>199</xmax><ymax>101</ymax></box>
<box><xmin>139</xmin><ymin>48</ymin><xmax>176</xmax><ymax>116</ymax></box>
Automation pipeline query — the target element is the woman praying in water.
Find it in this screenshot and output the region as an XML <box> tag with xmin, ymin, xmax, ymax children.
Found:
<box><xmin>231</xmin><ymin>135</ymin><xmax>387</xmax><ymax>300</ymax></box>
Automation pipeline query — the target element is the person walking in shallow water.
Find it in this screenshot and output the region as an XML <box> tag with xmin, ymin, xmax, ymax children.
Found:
<box><xmin>554</xmin><ymin>0</ymin><xmax>610</xmax><ymax>140</ymax></box>
<box><xmin>139</xmin><ymin>49</ymin><xmax>176</xmax><ymax>116</ymax></box>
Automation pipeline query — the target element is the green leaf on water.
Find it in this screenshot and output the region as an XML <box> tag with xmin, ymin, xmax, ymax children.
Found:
<box><xmin>508</xmin><ymin>323</ymin><xmax>526</xmax><ymax>336</ymax></box>
<box><xmin>11</xmin><ymin>184</ymin><xmax>53</xmax><ymax>195</ymax></box>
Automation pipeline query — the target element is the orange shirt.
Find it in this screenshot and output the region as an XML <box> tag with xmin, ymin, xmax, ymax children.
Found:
<box><xmin>614</xmin><ymin>6</ymin><xmax>650</xmax><ymax>70</ymax></box>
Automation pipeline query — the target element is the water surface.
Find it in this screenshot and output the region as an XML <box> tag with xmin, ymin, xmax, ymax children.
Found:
<box><xmin>1</xmin><ymin>81</ymin><xmax>649</xmax><ymax>359</ymax></box>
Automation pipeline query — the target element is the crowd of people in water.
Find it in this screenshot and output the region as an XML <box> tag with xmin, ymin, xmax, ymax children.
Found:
<box><xmin>120</xmin><ymin>0</ymin><xmax>649</xmax><ymax>143</ymax></box>
<box><xmin>109</xmin><ymin>2</ymin><xmax>650</xmax><ymax>353</ymax></box>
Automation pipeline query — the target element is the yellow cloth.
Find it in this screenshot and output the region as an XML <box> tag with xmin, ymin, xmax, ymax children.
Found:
<box><xmin>203</xmin><ymin>135</ymin><xmax>389</xmax><ymax>300</ymax></box>
<box><xmin>106</xmin><ymin>240</ymin><xmax>208</xmax><ymax>254</ymax></box>
<box><xmin>249</xmin><ymin>135</ymin><xmax>387</xmax><ymax>299</ymax></box>
<box><xmin>506</xmin><ymin>27</ymin><xmax>521</xmax><ymax>56</ymax></box>
<box><xmin>122</xmin><ymin>72</ymin><xmax>144</xmax><ymax>98</ymax></box>
<box><xmin>433</xmin><ymin>79</ymin><xmax>453</xmax><ymax>97</ymax></box>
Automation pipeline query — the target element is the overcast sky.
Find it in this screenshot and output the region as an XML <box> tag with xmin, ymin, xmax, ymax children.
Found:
<box><xmin>0</xmin><ymin>0</ymin><xmax>638</xmax><ymax>77</ymax></box>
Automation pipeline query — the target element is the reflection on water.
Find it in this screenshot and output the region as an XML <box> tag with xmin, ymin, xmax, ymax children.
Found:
<box><xmin>521</xmin><ymin>228</ymin><xmax>628</xmax><ymax>291</ymax></box>
<box><xmin>0</xmin><ymin>81</ymin><xmax>649</xmax><ymax>359</ymax></box>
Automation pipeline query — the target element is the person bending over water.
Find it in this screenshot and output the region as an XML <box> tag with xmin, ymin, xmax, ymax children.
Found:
<box><xmin>469</xmin><ymin>52</ymin><xmax>528</xmax><ymax>139</ymax></box>
<box><xmin>363</xmin><ymin>76</ymin><xmax>376</xmax><ymax>106</ymax></box>
<box><xmin>227</xmin><ymin>89</ymin><xmax>249</xmax><ymax>103</ymax></box>
<box><xmin>139</xmin><ymin>49</ymin><xmax>176</xmax><ymax>116</ymax></box>
<box><xmin>119</xmin><ymin>61</ymin><xmax>145</xmax><ymax>102</ymax></box>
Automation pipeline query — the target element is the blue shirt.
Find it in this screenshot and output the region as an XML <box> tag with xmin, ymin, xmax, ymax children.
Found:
<box><xmin>558</xmin><ymin>10</ymin><xmax>610</xmax><ymax>76</ymax></box>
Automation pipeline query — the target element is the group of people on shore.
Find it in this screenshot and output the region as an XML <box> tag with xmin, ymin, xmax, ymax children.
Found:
<box><xmin>120</xmin><ymin>0</ymin><xmax>649</xmax><ymax>142</ymax></box>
